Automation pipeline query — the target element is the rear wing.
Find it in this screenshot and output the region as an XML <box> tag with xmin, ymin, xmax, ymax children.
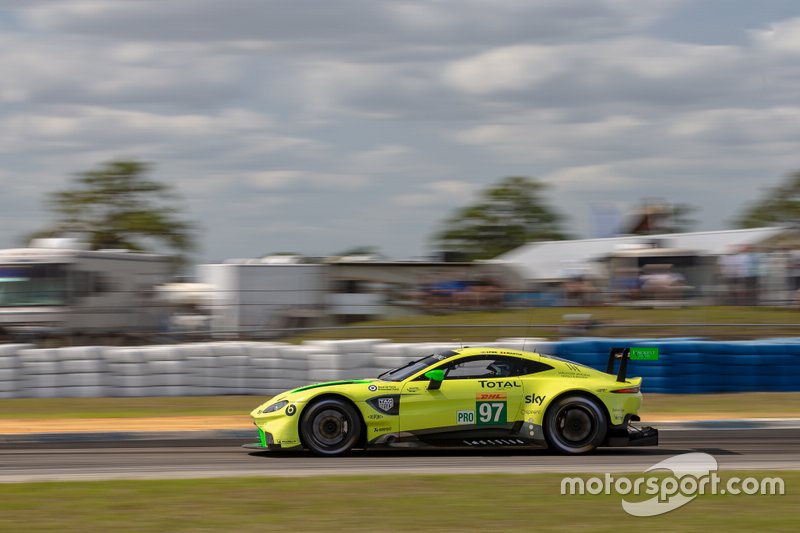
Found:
<box><xmin>606</xmin><ymin>346</ymin><xmax>659</xmax><ymax>382</ymax></box>
<box><xmin>606</xmin><ymin>347</ymin><xmax>630</xmax><ymax>382</ymax></box>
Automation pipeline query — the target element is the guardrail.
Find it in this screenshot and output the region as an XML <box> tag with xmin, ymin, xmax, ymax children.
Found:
<box><xmin>1</xmin><ymin>338</ymin><xmax>800</xmax><ymax>398</ymax></box>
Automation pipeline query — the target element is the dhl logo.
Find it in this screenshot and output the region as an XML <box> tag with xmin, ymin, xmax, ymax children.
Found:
<box><xmin>476</xmin><ymin>392</ymin><xmax>507</xmax><ymax>400</ymax></box>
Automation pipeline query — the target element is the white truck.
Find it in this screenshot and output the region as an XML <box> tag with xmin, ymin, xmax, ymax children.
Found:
<box><xmin>0</xmin><ymin>239</ymin><xmax>173</xmax><ymax>340</ymax></box>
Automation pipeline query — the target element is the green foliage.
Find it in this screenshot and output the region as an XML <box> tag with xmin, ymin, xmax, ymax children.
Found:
<box><xmin>670</xmin><ymin>203</ymin><xmax>697</xmax><ymax>233</ymax></box>
<box><xmin>28</xmin><ymin>160</ymin><xmax>194</xmax><ymax>264</ymax></box>
<box><xmin>433</xmin><ymin>176</ymin><xmax>568</xmax><ymax>260</ymax></box>
<box><xmin>736</xmin><ymin>172</ymin><xmax>800</xmax><ymax>228</ymax></box>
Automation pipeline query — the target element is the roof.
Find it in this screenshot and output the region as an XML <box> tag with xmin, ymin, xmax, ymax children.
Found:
<box><xmin>0</xmin><ymin>247</ymin><xmax>166</xmax><ymax>262</ymax></box>
<box><xmin>490</xmin><ymin>227</ymin><xmax>791</xmax><ymax>282</ymax></box>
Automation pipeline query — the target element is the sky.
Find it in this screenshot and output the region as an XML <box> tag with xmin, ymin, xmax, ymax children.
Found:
<box><xmin>1</xmin><ymin>0</ymin><xmax>800</xmax><ymax>262</ymax></box>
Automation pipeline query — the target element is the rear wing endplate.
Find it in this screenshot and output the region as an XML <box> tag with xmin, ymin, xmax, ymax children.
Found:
<box><xmin>606</xmin><ymin>347</ymin><xmax>629</xmax><ymax>383</ymax></box>
<box><xmin>607</xmin><ymin>346</ymin><xmax>659</xmax><ymax>382</ymax></box>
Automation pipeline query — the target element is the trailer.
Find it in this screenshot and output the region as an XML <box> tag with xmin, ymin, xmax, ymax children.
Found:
<box><xmin>0</xmin><ymin>239</ymin><xmax>173</xmax><ymax>340</ymax></box>
<box><xmin>198</xmin><ymin>262</ymin><xmax>328</xmax><ymax>337</ymax></box>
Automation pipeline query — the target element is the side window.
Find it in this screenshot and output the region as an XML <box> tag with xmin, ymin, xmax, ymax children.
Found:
<box><xmin>510</xmin><ymin>358</ymin><xmax>554</xmax><ymax>376</ymax></box>
<box><xmin>444</xmin><ymin>358</ymin><xmax>499</xmax><ymax>379</ymax></box>
<box><xmin>423</xmin><ymin>356</ymin><xmax>554</xmax><ymax>381</ymax></box>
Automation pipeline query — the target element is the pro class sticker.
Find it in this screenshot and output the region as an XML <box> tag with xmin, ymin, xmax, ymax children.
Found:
<box><xmin>456</xmin><ymin>410</ymin><xmax>475</xmax><ymax>425</ymax></box>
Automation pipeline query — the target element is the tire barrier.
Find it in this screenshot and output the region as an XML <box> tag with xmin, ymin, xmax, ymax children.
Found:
<box><xmin>551</xmin><ymin>338</ymin><xmax>800</xmax><ymax>393</ymax></box>
<box><xmin>0</xmin><ymin>338</ymin><xmax>798</xmax><ymax>398</ymax></box>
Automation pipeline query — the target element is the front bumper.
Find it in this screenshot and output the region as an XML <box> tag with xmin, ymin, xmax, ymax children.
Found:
<box><xmin>606</xmin><ymin>415</ymin><xmax>659</xmax><ymax>447</ymax></box>
<box><xmin>242</xmin><ymin>425</ymin><xmax>302</xmax><ymax>451</ymax></box>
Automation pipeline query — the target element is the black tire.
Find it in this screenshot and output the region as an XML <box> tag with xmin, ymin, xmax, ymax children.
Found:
<box><xmin>544</xmin><ymin>395</ymin><xmax>607</xmax><ymax>454</ymax></box>
<box><xmin>299</xmin><ymin>398</ymin><xmax>362</xmax><ymax>457</ymax></box>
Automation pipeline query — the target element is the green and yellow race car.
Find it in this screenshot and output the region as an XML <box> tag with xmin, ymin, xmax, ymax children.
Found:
<box><xmin>247</xmin><ymin>346</ymin><xmax>658</xmax><ymax>456</ymax></box>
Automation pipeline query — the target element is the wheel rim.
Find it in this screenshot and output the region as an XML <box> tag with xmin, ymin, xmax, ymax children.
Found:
<box><xmin>310</xmin><ymin>408</ymin><xmax>350</xmax><ymax>448</ymax></box>
<box><xmin>555</xmin><ymin>405</ymin><xmax>594</xmax><ymax>445</ymax></box>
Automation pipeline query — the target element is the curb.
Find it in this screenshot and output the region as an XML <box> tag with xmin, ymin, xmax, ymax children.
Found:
<box><xmin>1</xmin><ymin>419</ymin><xmax>799</xmax><ymax>445</ymax></box>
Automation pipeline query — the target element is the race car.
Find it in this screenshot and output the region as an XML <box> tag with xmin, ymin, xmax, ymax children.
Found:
<box><xmin>246</xmin><ymin>346</ymin><xmax>658</xmax><ymax>456</ymax></box>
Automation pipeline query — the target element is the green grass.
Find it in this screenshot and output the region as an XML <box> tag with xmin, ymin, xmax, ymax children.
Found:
<box><xmin>1</xmin><ymin>393</ymin><xmax>798</xmax><ymax>421</ymax></box>
<box><xmin>286</xmin><ymin>306</ymin><xmax>800</xmax><ymax>342</ymax></box>
<box><xmin>0</xmin><ymin>473</ymin><xmax>796</xmax><ymax>532</ymax></box>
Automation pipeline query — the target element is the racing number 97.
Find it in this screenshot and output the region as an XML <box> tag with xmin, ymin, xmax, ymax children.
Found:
<box><xmin>477</xmin><ymin>401</ymin><xmax>506</xmax><ymax>425</ymax></box>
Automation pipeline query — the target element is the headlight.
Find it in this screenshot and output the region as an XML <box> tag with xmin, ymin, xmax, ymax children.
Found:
<box><xmin>262</xmin><ymin>400</ymin><xmax>288</xmax><ymax>414</ymax></box>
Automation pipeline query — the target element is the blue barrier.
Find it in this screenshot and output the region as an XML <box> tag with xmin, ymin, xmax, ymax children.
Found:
<box><xmin>551</xmin><ymin>338</ymin><xmax>800</xmax><ymax>393</ymax></box>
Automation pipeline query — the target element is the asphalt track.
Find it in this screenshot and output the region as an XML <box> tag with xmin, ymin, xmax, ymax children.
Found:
<box><xmin>1</xmin><ymin>428</ymin><xmax>799</xmax><ymax>482</ymax></box>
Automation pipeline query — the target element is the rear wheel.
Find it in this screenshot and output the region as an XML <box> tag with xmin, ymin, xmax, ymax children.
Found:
<box><xmin>544</xmin><ymin>395</ymin><xmax>607</xmax><ymax>454</ymax></box>
<box><xmin>299</xmin><ymin>398</ymin><xmax>361</xmax><ymax>456</ymax></box>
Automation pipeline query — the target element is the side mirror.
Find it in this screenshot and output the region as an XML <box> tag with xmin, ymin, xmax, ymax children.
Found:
<box><xmin>424</xmin><ymin>369</ymin><xmax>445</xmax><ymax>390</ymax></box>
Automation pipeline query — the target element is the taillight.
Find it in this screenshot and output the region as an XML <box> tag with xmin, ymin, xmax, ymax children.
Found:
<box><xmin>611</xmin><ymin>385</ymin><xmax>640</xmax><ymax>393</ymax></box>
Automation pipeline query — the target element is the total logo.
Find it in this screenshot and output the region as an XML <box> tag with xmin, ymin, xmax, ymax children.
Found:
<box><xmin>478</xmin><ymin>380</ymin><xmax>521</xmax><ymax>389</ymax></box>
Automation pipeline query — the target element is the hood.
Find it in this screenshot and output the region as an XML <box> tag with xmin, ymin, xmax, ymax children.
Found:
<box><xmin>289</xmin><ymin>379</ymin><xmax>373</xmax><ymax>393</ymax></box>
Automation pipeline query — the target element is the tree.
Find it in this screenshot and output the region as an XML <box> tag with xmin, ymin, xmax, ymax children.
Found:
<box><xmin>735</xmin><ymin>172</ymin><xmax>800</xmax><ymax>228</ymax></box>
<box><xmin>670</xmin><ymin>203</ymin><xmax>697</xmax><ymax>233</ymax></box>
<box><xmin>28</xmin><ymin>159</ymin><xmax>194</xmax><ymax>263</ymax></box>
<box><xmin>433</xmin><ymin>176</ymin><xmax>568</xmax><ymax>261</ymax></box>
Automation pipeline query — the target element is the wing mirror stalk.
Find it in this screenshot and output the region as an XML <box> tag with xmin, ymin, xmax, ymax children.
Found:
<box><xmin>424</xmin><ymin>369</ymin><xmax>444</xmax><ymax>390</ymax></box>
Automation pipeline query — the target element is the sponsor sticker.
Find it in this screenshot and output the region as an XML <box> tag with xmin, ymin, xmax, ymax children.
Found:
<box><xmin>378</xmin><ymin>397</ymin><xmax>395</xmax><ymax>412</ymax></box>
<box><xmin>367</xmin><ymin>395</ymin><xmax>400</xmax><ymax>415</ymax></box>
<box><xmin>524</xmin><ymin>394</ymin><xmax>545</xmax><ymax>405</ymax></box>
<box><xmin>476</xmin><ymin>392</ymin><xmax>507</xmax><ymax>400</ymax></box>
<box><xmin>476</xmin><ymin>393</ymin><xmax>507</xmax><ymax>425</ymax></box>
<box><xmin>368</xmin><ymin>384</ymin><xmax>378</xmax><ymax>392</ymax></box>
<box><xmin>630</xmin><ymin>347</ymin><xmax>659</xmax><ymax>360</ymax></box>
<box><xmin>478</xmin><ymin>380</ymin><xmax>521</xmax><ymax>389</ymax></box>
<box><xmin>285</xmin><ymin>404</ymin><xmax>296</xmax><ymax>416</ymax></box>
<box><xmin>456</xmin><ymin>410</ymin><xmax>475</xmax><ymax>425</ymax></box>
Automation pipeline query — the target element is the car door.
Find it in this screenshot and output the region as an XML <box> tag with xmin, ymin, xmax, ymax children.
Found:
<box><xmin>399</xmin><ymin>355</ymin><xmax>525</xmax><ymax>440</ymax></box>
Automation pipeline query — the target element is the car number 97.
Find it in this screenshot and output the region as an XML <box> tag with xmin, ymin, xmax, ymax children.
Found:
<box><xmin>477</xmin><ymin>401</ymin><xmax>506</xmax><ymax>424</ymax></box>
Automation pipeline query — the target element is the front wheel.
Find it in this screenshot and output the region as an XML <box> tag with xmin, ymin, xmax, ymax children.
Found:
<box><xmin>299</xmin><ymin>398</ymin><xmax>362</xmax><ymax>456</ymax></box>
<box><xmin>544</xmin><ymin>395</ymin><xmax>607</xmax><ymax>454</ymax></box>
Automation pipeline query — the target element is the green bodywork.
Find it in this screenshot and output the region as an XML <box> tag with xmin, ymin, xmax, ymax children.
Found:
<box><xmin>250</xmin><ymin>347</ymin><xmax>644</xmax><ymax>450</ymax></box>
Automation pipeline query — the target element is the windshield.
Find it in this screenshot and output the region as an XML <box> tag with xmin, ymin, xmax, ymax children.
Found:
<box><xmin>0</xmin><ymin>264</ymin><xmax>68</xmax><ymax>307</ymax></box>
<box><xmin>378</xmin><ymin>350</ymin><xmax>456</xmax><ymax>382</ymax></box>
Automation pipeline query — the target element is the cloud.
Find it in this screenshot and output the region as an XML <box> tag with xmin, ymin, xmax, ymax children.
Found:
<box><xmin>751</xmin><ymin>17</ymin><xmax>800</xmax><ymax>54</ymax></box>
<box><xmin>391</xmin><ymin>180</ymin><xmax>479</xmax><ymax>207</ymax></box>
<box><xmin>442</xmin><ymin>46</ymin><xmax>565</xmax><ymax>95</ymax></box>
<box><xmin>2</xmin><ymin>1</ymin><xmax>800</xmax><ymax>260</ymax></box>
<box><xmin>245</xmin><ymin>170</ymin><xmax>369</xmax><ymax>191</ymax></box>
<box><xmin>22</xmin><ymin>0</ymin><xmax>681</xmax><ymax>46</ymax></box>
<box><xmin>451</xmin><ymin>112</ymin><xmax>649</xmax><ymax>164</ymax></box>
<box><xmin>0</xmin><ymin>34</ymin><xmax>245</xmax><ymax>108</ymax></box>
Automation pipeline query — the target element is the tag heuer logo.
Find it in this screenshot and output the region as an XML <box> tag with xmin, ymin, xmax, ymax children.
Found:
<box><xmin>378</xmin><ymin>397</ymin><xmax>394</xmax><ymax>412</ymax></box>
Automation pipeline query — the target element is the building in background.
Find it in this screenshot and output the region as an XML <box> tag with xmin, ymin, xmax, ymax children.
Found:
<box><xmin>488</xmin><ymin>227</ymin><xmax>799</xmax><ymax>306</ymax></box>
